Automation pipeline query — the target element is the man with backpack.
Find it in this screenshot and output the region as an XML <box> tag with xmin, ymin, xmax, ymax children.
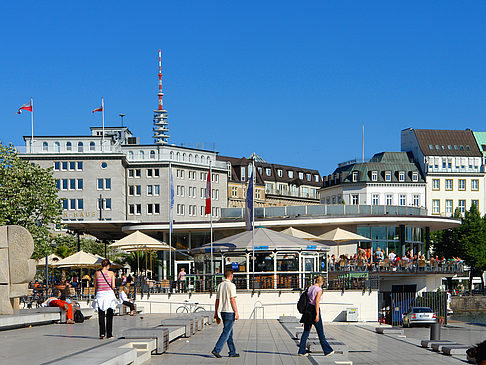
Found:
<box><xmin>297</xmin><ymin>275</ymin><xmax>334</xmax><ymax>357</ymax></box>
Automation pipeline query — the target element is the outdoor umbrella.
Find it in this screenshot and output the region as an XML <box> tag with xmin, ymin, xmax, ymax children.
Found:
<box><xmin>51</xmin><ymin>250</ymin><xmax>103</xmax><ymax>269</ymax></box>
<box><xmin>36</xmin><ymin>254</ymin><xmax>62</xmax><ymax>267</ymax></box>
<box><xmin>280</xmin><ymin>227</ymin><xmax>321</xmax><ymax>240</ymax></box>
<box><xmin>316</xmin><ymin>228</ymin><xmax>371</xmax><ymax>256</ymax></box>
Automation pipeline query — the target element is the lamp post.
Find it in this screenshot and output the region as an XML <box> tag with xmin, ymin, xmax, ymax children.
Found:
<box><xmin>45</xmin><ymin>240</ymin><xmax>57</xmax><ymax>296</ymax></box>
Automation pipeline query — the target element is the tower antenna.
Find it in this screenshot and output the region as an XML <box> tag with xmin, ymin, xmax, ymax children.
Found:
<box><xmin>153</xmin><ymin>49</ymin><xmax>170</xmax><ymax>144</ymax></box>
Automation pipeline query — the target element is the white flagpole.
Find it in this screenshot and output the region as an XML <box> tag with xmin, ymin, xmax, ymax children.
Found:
<box><xmin>31</xmin><ymin>97</ymin><xmax>34</xmax><ymax>149</ymax></box>
<box><xmin>251</xmin><ymin>161</ymin><xmax>255</xmax><ymax>288</ymax></box>
<box><xmin>168</xmin><ymin>163</ymin><xmax>172</xmax><ymax>287</ymax></box>
<box><xmin>102</xmin><ymin>97</ymin><xmax>105</xmax><ymax>152</ymax></box>
<box><xmin>210</xmin><ymin>161</ymin><xmax>214</xmax><ymax>283</ymax></box>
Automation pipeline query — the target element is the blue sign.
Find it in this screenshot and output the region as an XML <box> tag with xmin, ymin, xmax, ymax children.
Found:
<box><xmin>306</xmin><ymin>245</ymin><xmax>317</xmax><ymax>250</ymax></box>
<box><xmin>231</xmin><ymin>262</ymin><xmax>239</xmax><ymax>270</ymax></box>
<box><xmin>254</xmin><ymin>246</ymin><xmax>269</xmax><ymax>250</ymax></box>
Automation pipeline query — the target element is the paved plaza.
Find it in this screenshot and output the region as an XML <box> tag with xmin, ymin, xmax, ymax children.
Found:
<box><xmin>0</xmin><ymin>312</ymin><xmax>481</xmax><ymax>364</ymax></box>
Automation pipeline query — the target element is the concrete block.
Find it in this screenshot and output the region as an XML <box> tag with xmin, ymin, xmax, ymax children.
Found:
<box><xmin>279</xmin><ymin>315</ymin><xmax>299</xmax><ymax>322</ymax></box>
<box><xmin>8</xmin><ymin>226</ymin><xmax>34</xmax><ymax>284</ymax></box>
<box><xmin>9</xmin><ymin>283</ymin><xmax>28</xmax><ymax>298</ymax></box>
<box><xmin>0</xmin><ymin>285</ymin><xmax>12</xmax><ymax>314</ymax></box>
<box><xmin>49</xmin><ymin>346</ymin><xmax>137</xmax><ymax>365</ymax></box>
<box><xmin>420</xmin><ymin>339</ymin><xmax>456</xmax><ymax>348</ymax></box>
<box><xmin>0</xmin><ymin>248</ymin><xmax>9</xmax><ymax>284</ymax></box>
<box><xmin>0</xmin><ymin>226</ymin><xmax>7</xmax><ymax>248</ymax></box>
<box><xmin>307</xmin><ymin>341</ymin><xmax>348</xmax><ymax>356</ymax></box>
<box><xmin>122</xmin><ymin>327</ymin><xmax>169</xmax><ymax>354</ymax></box>
<box><xmin>161</xmin><ymin>319</ymin><xmax>193</xmax><ymax>337</ymax></box>
<box><xmin>432</xmin><ymin>342</ymin><xmax>459</xmax><ymax>352</ymax></box>
<box><xmin>441</xmin><ymin>345</ymin><xmax>471</xmax><ymax>355</ymax></box>
<box><xmin>375</xmin><ymin>327</ymin><xmax>404</xmax><ymax>335</ymax></box>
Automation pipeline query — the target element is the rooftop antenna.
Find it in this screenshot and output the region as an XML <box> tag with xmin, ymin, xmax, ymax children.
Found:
<box><xmin>119</xmin><ymin>113</ymin><xmax>125</xmax><ymax>127</ymax></box>
<box><xmin>153</xmin><ymin>49</ymin><xmax>170</xmax><ymax>144</ymax></box>
<box><xmin>362</xmin><ymin>124</ymin><xmax>365</xmax><ymax>162</ymax></box>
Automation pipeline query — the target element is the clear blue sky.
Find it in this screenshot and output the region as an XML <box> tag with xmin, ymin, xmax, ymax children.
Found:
<box><xmin>2</xmin><ymin>1</ymin><xmax>486</xmax><ymax>175</ymax></box>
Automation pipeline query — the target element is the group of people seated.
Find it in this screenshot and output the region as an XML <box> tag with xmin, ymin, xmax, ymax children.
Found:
<box><xmin>329</xmin><ymin>248</ymin><xmax>463</xmax><ymax>271</ymax></box>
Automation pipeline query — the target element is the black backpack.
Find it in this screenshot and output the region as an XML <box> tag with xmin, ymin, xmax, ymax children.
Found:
<box><xmin>74</xmin><ymin>310</ymin><xmax>85</xmax><ymax>323</ymax></box>
<box><xmin>297</xmin><ymin>287</ymin><xmax>309</xmax><ymax>314</ymax></box>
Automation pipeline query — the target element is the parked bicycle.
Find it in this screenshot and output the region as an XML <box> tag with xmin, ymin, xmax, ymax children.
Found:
<box><xmin>175</xmin><ymin>300</ymin><xmax>206</xmax><ymax>313</ymax></box>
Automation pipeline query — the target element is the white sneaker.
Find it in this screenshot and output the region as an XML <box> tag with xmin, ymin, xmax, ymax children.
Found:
<box><xmin>325</xmin><ymin>350</ymin><xmax>334</xmax><ymax>357</ymax></box>
<box><xmin>298</xmin><ymin>353</ymin><xmax>308</xmax><ymax>357</ymax></box>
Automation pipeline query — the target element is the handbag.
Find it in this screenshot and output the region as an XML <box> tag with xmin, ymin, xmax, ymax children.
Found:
<box><xmin>100</xmin><ymin>270</ymin><xmax>119</xmax><ymax>300</ymax></box>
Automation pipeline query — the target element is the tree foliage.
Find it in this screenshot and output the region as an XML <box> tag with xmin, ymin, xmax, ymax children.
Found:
<box><xmin>0</xmin><ymin>143</ymin><xmax>62</xmax><ymax>258</ymax></box>
<box><xmin>52</xmin><ymin>234</ymin><xmax>124</xmax><ymax>262</ymax></box>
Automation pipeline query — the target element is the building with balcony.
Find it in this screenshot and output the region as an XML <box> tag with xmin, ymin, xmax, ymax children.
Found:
<box><xmin>401</xmin><ymin>128</ymin><xmax>485</xmax><ymax>216</ymax></box>
<box><xmin>217</xmin><ymin>153</ymin><xmax>321</xmax><ymax>208</ymax></box>
<box><xmin>320</xmin><ymin>152</ymin><xmax>426</xmax><ymax>209</ymax></box>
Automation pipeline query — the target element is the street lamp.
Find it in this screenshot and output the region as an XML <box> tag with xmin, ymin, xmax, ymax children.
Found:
<box><xmin>45</xmin><ymin>240</ymin><xmax>57</xmax><ymax>296</ymax></box>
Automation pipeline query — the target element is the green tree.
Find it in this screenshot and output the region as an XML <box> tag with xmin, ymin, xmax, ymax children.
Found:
<box><xmin>0</xmin><ymin>143</ymin><xmax>62</xmax><ymax>259</ymax></box>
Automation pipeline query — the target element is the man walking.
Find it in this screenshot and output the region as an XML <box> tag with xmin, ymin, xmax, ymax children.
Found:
<box><xmin>212</xmin><ymin>269</ymin><xmax>239</xmax><ymax>358</ymax></box>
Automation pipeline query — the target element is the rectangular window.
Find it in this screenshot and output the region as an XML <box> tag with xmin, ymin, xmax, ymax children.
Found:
<box><xmin>399</xmin><ymin>194</ymin><xmax>406</xmax><ymax>206</ymax></box>
<box><xmin>413</xmin><ymin>195</ymin><xmax>420</xmax><ymax>207</ymax></box>
<box><xmin>458</xmin><ymin>200</ymin><xmax>466</xmax><ymax>214</ymax></box>
<box><xmin>128</xmin><ymin>185</ymin><xmax>134</xmax><ymax>196</ymax></box>
<box><xmin>136</xmin><ymin>185</ymin><xmax>141</xmax><ymax>196</ymax></box>
<box><xmin>69</xmin><ymin>161</ymin><xmax>76</xmax><ymax>171</ymax></box>
<box><xmin>372</xmin><ymin>194</ymin><xmax>379</xmax><ymax>205</ymax></box>
<box><xmin>147</xmin><ymin>185</ymin><xmax>153</xmax><ymax>196</ymax></box>
<box><xmin>201</xmin><ymin>188</ymin><xmax>205</xmax><ymax>199</ymax></box>
<box><xmin>288</xmin><ymin>171</ymin><xmax>294</xmax><ymax>179</ymax></box>
<box><xmin>77</xmin><ymin>179</ymin><xmax>83</xmax><ymax>190</ymax></box>
<box><xmin>458</xmin><ymin>179</ymin><xmax>466</xmax><ymax>191</ymax></box>
<box><xmin>154</xmin><ymin>169</ymin><xmax>159</xmax><ymax>177</ymax></box>
<box><xmin>412</xmin><ymin>172</ymin><xmax>419</xmax><ymax>182</ymax></box>
<box><xmin>351</xmin><ymin>194</ymin><xmax>359</xmax><ymax>205</ymax></box>
<box><xmin>105</xmin><ymin>178</ymin><xmax>111</xmax><ymax>190</ymax></box>
<box><xmin>432</xmin><ymin>200</ymin><xmax>440</xmax><ymax>215</ymax></box>
<box><xmin>201</xmin><ymin>206</ymin><xmax>206</xmax><ymax>216</ymax></box>
<box><xmin>147</xmin><ymin>204</ymin><xmax>153</xmax><ymax>214</ymax></box>
<box><xmin>472</xmin><ymin>179</ymin><xmax>479</xmax><ymax>191</ymax></box>
<box><xmin>62</xmin><ymin>199</ymin><xmax>68</xmax><ymax>210</ymax></box>
<box><xmin>432</xmin><ymin>179</ymin><xmax>440</xmax><ymax>190</ymax></box>
<box><xmin>352</xmin><ymin>171</ymin><xmax>358</xmax><ymax>182</ymax></box>
<box><xmin>128</xmin><ymin>169</ymin><xmax>134</xmax><ymax>178</ymax></box>
<box><xmin>472</xmin><ymin>200</ymin><xmax>479</xmax><ymax>208</ymax></box>
<box><xmin>154</xmin><ymin>204</ymin><xmax>160</xmax><ymax>214</ymax></box>
<box><xmin>445</xmin><ymin>200</ymin><xmax>453</xmax><ymax>216</ymax></box>
<box><xmin>97</xmin><ymin>178</ymin><xmax>104</xmax><ymax>190</ymax></box>
<box><xmin>147</xmin><ymin>169</ymin><xmax>153</xmax><ymax>178</ymax></box>
<box><xmin>154</xmin><ymin>185</ymin><xmax>160</xmax><ymax>196</ymax></box>
<box><xmin>177</xmin><ymin>204</ymin><xmax>185</xmax><ymax>216</ymax></box>
<box><xmin>212</xmin><ymin>207</ymin><xmax>219</xmax><ymax>217</ymax></box>
<box><xmin>70</xmin><ymin>199</ymin><xmax>76</xmax><ymax>210</ymax></box>
<box><xmin>77</xmin><ymin>161</ymin><xmax>83</xmax><ymax>171</ymax></box>
<box><xmin>77</xmin><ymin>199</ymin><xmax>83</xmax><ymax>210</ymax></box>
<box><xmin>62</xmin><ymin>179</ymin><xmax>68</xmax><ymax>190</ymax></box>
<box><xmin>231</xmin><ymin>186</ymin><xmax>238</xmax><ymax>197</ymax></box>
<box><xmin>105</xmin><ymin>198</ymin><xmax>111</xmax><ymax>210</ymax></box>
<box><xmin>445</xmin><ymin>179</ymin><xmax>453</xmax><ymax>191</ymax></box>
<box><xmin>136</xmin><ymin>204</ymin><xmax>141</xmax><ymax>215</ymax></box>
<box><xmin>277</xmin><ymin>169</ymin><xmax>283</xmax><ymax>177</ymax></box>
<box><xmin>212</xmin><ymin>173</ymin><xmax>219</xmax><ymax>183</ymax></box>
<box><xmin>56</xmin><ymin>179</ymin><xmax>61</xmax><ymax>190</ymax></box>
<box><xmin>371</xmin><ymin>171</ymin><xmax>378</xmax><ymax>182</ymax></box>
<box><xmin>385</xmin><ymin>171</ymin><xmax>392</xmax><ymax>182</ymax></box>
<box><xmin>386</xmin><ymin>194</ymin><xmax>393</xmax><ymax>206</ymax></box>
<box><xmin>129</xmin><ymin>204</ymin><xmax>135</xmax><ymax>215</ymax></box>
<box><xmin>266</xmin><ymin>168</ymin><xmax>272</xmax><ymax>176</ymax></box>
<box><xmin>135</xmin><ymin>169</ymin><xmax>141</xmax><ymax>178</ymax></box>
<box><xmin>69</xmin><ymin>179</ymin><xmax>76</xmax><ymax>190</ymax></box>
<box><xmin>54</xmin><ymin>162</ymin><xmax>60</xmax><ymax>171</ymax></box>
<box><xmin>398</xmin><ymin>171</ymin><xmax>405</xmax><ymax>182</ymax></box>
<box><xmin>62</xmin><ymin>161</ymin><xmax>68</xmax><ymax>171</ymax></box>
<box><xmin>241</xmin><ymin>167</ymin><xmax>246</xmax><ymax>181</ymax></box>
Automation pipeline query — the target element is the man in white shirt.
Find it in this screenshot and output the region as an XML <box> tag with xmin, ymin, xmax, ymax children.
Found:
<box><xmin>211</xmin><ymin>269</ymin><xmax>239</xmax><ymax>358</ymax></box>
<box><xmin>388</xmin><ymin>251</ymin><xmax>396</xmax><ymax>261</ymax></box>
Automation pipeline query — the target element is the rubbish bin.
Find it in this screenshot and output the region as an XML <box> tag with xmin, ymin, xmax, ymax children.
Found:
<box><xmin>346</xmin><ymin>307</ymin><xmax>359</xmax><ymax>322</ymax></box>
<box><xmin>430</xmin><ymin>323</ymin><xmax>441</xmax><ymax>340</ymax></box>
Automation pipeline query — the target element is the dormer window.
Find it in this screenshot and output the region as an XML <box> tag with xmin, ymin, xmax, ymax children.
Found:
<box><xmin>352</xmin><ymin>171</ymin><xmax>358</xmax><ymax>182</ymax></box>
<box><xmin>371</xmin><ymin>171</ymin><xmax>378</xmax><ymax>182</ymax></box>
<box><xmin>398</xmin><ymin>171</ymin><xmax>405</xmax><ymax>182</ymax></box>
<box><xmin>298</xmin><ymin>172</ymin><xmax>304</xmax><ymax>180</ymax></box>
<box><xmin>306</xmin><ymin>173</ymin><xmax>311</xmax><ymax>181</ymax></box>
<box><xmin>412</xmin><ymin>172</ymin><xmax>419</xmax><ymax>182</ymax></box>
<box><xmin>314</xmin><ymin>174</ymin><xmax>319</xmax><ymax>182</ymax></box>
<box><xmin>265</xmin><ymin>168</ymin><xmax>271</xmax><ymax>176</ymax></box>
<box><xmin>288</xmin><ymin>170</ymin><xmax>294</xmax><ymax>178</ymax></box>
<box><xmin>385</xmin><ymin>171</ymin><xmax>392</xmax><ymax>182</ymax></box>
<box><xmin>241</xmin><ymin>166</ymin><xmax>246</xmax><ymax>181</ymax></box>
<box><xmin>277</xmin><ymin>169</ymin><xmax>283</xmax><ymax>177</ymax></box>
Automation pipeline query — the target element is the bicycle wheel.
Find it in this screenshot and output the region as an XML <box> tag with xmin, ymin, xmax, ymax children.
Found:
<box><xmin>194</xmin><ymin>306</ymin><xmax>206</xmax><ymax>312</ymax></box>
<box><xmin>176</xmin><ymin>306</ymin><xmax>189</xmax><ymax>313</ymax></box>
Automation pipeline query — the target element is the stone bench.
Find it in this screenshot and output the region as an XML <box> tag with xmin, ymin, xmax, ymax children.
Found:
<box><xmin>278</xmin><ymin>316</ymin><xmax>299</xmax><ymax>323</ymax></box>
<box><xmin>375</xmin><ymin>327</ymin><xmax>404</xmax><ymax>335</ymax></box>
<box><xmin>161</xmin><ymin>325</ymin><xmax>186</xmax><ymax>342</ymax></box>
<box><xmin>49</xmin><ymin>344</ymin><xmax>137</xmax><ymax>365</ymax></box>
<box><xmin>441</xmin><ymin>344</ymin><xmax>471</xmax><ymax>355</ymax></box>
<box><xmin>431</xmin><ymin>342</ymin><xmax>459</xmax><ymax>352</ymax></box>
<box><xmin>420</xmin><ymin>340</ymin><xmax>456</xmax><ymax>349</ymax></box>
<box><xmin>176</xmin><ymin>314</ymin><xmax>204</xmax><ymax>331</ymax></box>
<box><xmin>306</xmin><ymin>340</ymin><xmax>348</xmax><ymax>356</ymax></box>
<box><xmin>161</xmin><ymin>319</ymin><xmax>194</xmax><ymax>337</ymax></box>
<box><xmin>122</xmin><ymin>327</ymin><xmax>169</xmax><ymax>354</ymax></box>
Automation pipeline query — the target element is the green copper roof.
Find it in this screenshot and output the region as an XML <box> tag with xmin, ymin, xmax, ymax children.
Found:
<box><xmin>473</xmin><ymin>132</ymin><xmax>486</xmax><ymax>157</ymax></box>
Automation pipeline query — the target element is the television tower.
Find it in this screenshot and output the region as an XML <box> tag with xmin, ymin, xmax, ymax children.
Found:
<box><xmin>153</xmin><ymin>49</ymin><xmax>170</xmax><ymax>144</ymax></box>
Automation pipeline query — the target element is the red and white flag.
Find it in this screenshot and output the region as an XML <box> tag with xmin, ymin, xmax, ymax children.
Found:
<box><xmin>92</xmin><ymin>105</ymin><xmax>103</xmax><ymax>113</ymax></box>
<box><xmin>17</xmin><ymin>100</ymin><xmax>33</xmax><ymax>114</ymax></box>
<box><xmin>205</xmin><ymin>171</ymin><xmax>212</xmax><ymax>215</ymax></box>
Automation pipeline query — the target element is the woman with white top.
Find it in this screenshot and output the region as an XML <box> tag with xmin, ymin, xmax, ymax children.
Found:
<box><xmin>93</xmin><ymin>259</ymin><xmax>118</xmax><ymax>339</ymax></box>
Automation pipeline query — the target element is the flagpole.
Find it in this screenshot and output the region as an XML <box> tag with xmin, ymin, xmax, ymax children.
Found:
<box><xmin>251</xmin><ymin>161</ymin><xmax>255</xmax><ymax>289</ymax></box>
<box><xmin>210</xmin><ymin>161</ymin><xmax>214</xmax><ymax>285</ymax></box>
<box><xmin>31</xmin><ymin>97</ymin><xmax>34</xmax><ymax>150</ymax></box>
<box><xmin>168</xmin><ymin>162</ymin><xmax>172</xmax><ymax>289</ymax></box>
<box><xmin>101</xmin><ymin>97</ymin><xmax>105</xmax><ymax>152</ymax></box>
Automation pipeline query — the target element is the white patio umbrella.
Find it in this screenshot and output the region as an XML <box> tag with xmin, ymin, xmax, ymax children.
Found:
<box><xmin>51</xmin><ymin>250</ymin><xmax>103</xmax><ymax>269</ymax></box>
<box><xmin>36</xmin><ymin>254</ymin><xmax>62</xmax><ymax>267</ymax></box>
<box><xmin>280</xmin><ymin>227</ymin><xmax>321</xmax><ymax>240</ymax></box>
<box><xmin>316</xmin><ymin>228</ymin><xmax>371</xmax><ymax>256</ymax></box>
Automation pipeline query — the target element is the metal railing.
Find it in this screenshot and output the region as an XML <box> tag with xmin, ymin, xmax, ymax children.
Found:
<box><xmin>328</xmin><ymin>261</ymin><xmax>464</xmax><ymax>274</ymax></box>
<box><xmin>221</xmin><ymin>204</ymin><xmax>428</xmax><ymax>219</ymax></box>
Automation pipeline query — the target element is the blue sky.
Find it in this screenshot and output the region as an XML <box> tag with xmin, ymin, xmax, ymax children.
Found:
<box><xmin>2</xmin><ymin>1</ymin><xmax>486</xmax><ymax>174</ymax></box>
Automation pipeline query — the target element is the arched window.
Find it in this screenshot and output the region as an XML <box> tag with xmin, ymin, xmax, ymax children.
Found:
<box><xmin>140</xmin><ymin>150</ymin><xmax>145</xmax><ymax>159</ymax></box>
<box><xmin>170</xmin><ymin>151</ymin><xmax>174</xmax><ymax>160</ymax></box>
<box><xmin>189</xmin><ymin>154</ymin><xmax>193</xmax><ymax>162</ymax></box>
<box><xmin>89</xmin><ymin>142</ymin><xmax>95</xmax><ymax>151</ymax></box>
<box><xmin>207</xmin><ymin>156</ymin><xmax>211</xmax><ymax>165</ymax></box>
<box><xmin>195</xmin><ymin>154</ymin><xmax>199</xmax><ymax>163</ymax></box>
<box><xmin>182</xmin><ymin>153</ymin><xmax>186</xmax><ymax>161</ymax></box>
<box><xmin>42</xmin><ymin>142</ymin><xmax>48</xmax><ymax>152</ymax></box>
<box><xmin>150</xmin><ymin>150</ymin><xmax>156</xmax><ymax>159</ymax></box>
<box><xmin>128</xmin><ymin>151</ymin><xmax>134</xmax><ymax>159</ymax></box>
<box><xmin>54</xmin><ymin>142</ymin><xmax>60</xmax><ymax>152</ymax></box>
<box><xmin>66</xmin><ymin>142</ymin><xmax>72</xmax><ymax>151</ymax></box>
<box><xmin>78</xmin><ymin>142</ymin><xmax>84</xmax><ymax>152</ymax></box>
<box><xmin>176</xmin><ymin>152</ymin><xmax>180</xmax><ymax>161</ymax></box>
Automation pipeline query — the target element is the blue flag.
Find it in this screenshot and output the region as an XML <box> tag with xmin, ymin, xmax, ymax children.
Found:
<box><xmin>245</xmin><ymin>170</ymin><xmax>254</xmax><ymax>231</ymax></box>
